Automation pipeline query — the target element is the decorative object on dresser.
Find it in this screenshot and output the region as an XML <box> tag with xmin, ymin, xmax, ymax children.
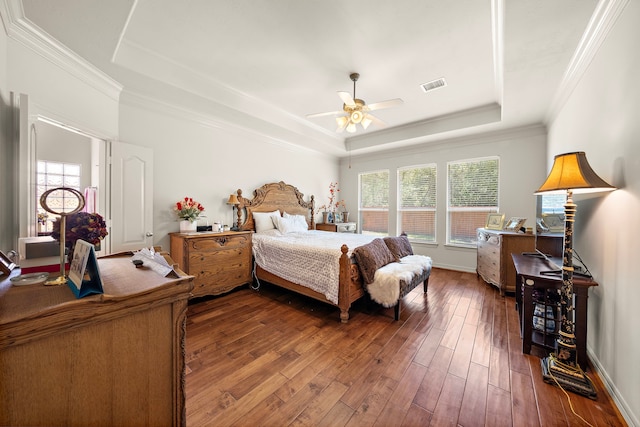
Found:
<box><xmin>227</xmin><ymin>193</ymin><xmax>240</xmax><ymax>230</ymax></box>
<box><xmin>316</xmin><ymin>181</ymin><xmax>343</xmax><ymax>224</ymax></box>
<box><xmin>504</xmin><ymin>217</ymin><xmax>527</xmax><ymax>232</ymax></box>
<box><xmin>316</xmin><ymin>222</ymin><xmax>357</xmax><ymax>233</ymax></box>
<box><xmin>0</xmin><ymin>251</ymin><xmax>16</xmax><ymax>276</ymax></box>
<box><xmin>170</xmin><ymin>230</ymin><xmax>252</xmax><ymax>298</ymax></box>
<box><xmin>0</xmin><ymin>253</ymin><xmax>193</xmax><ymax>426</ymax></box>
<box><xmin>485</xmin><ymin>212</ymin><xmax>505</xmax><ymax>230</ymax></box>
<box><xmin>39</xmin><ymin>186</ymin><xmax>86</xmax><ymax>286</ymax></box>
<box><xmin>174</xmin><ymin>196</ymin><xmax>205</xmax><ymax>232</ymax></box>
<box><xmin>476</xmin><ymin>228</ymin><xmax>534</xmax><ymax>295</ymax></box>
<box><xmin>534</xmin><ymin>151</ymin><xmax>615</xmax><ymax>399</ymax></box>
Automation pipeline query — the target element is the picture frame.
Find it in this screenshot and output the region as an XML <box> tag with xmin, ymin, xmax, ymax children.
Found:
<box><xmin>485</xmin><ymin>213</ymin><xmax>505</xmax><ymax>230</ymax></box>
<box><xmin>0</xmin><ymin>250</ymin><xmax>17</xmax><ymax>276</ymax></box>
<box><xmin>542</xmin><ymin>213</ymin><xmax>565</xmax><ymax>233</ymax></box>
<box><xmin>504</xmin><ymin>217</ymin><xmax>527</xmax><ymax>232</ymax></box>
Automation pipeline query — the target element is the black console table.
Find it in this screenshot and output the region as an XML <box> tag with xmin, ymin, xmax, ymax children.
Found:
<box><xmin>512</xmin><ymin>253</ymin><xmax>598</xmax><ymax>370</ymax></box>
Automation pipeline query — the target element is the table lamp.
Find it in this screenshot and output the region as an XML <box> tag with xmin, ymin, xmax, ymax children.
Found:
<box><xmin>227</xmin><ymin>194</ymin><xmax>240</xmax><ymax>231</ymax></box>
<box><xmin>534</xmin><ymin>151</ymin><xmax>615</xmax><ymax>398</ymax></box>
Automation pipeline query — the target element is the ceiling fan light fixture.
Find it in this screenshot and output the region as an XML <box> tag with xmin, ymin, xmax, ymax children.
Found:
<box><xmin>346</xmin><ymin>122</ymin><xmax>357</xmax><ymax>133</ymax></box>
<box><xmin>336</xmin><ymin>116</ymin><xmax>348</xmax><ymax>127</ymax></box>
<box><xmin>361</xmin><ymin>116</ymin><xmax>372</xmax><ymax>129</ymax></box>
<box><xmin>350</xmin><ymin>110</ymin><xmax>363</xmax><ymax>124</ymax></box>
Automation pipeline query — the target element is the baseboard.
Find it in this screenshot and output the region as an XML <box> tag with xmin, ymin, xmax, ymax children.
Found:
<box><xmin>588</xmin><ymin>347</ymin><xmax>639</xmax><ymax>427</ymax></box>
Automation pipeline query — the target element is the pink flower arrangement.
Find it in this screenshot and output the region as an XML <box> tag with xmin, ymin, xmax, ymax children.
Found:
<box><xmin>175</xmin><ymin>197</ymin><xmax>205</xmax><ymax>222</ymax></box>
<box><xmin>317</xmin><ymin>182</ymin><xmax>345</xmax><ymax>213</ymax></box>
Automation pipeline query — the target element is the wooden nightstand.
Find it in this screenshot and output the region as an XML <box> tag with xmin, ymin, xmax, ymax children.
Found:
<box><xmin>170</xmin><ymin>230</ymin><xmax>252</xmax><ymax>298</ymax></box>
<box><xmin>316</xmin><ymin>222</ymin><xmax>357</xmax><ymax>233</ymax></box>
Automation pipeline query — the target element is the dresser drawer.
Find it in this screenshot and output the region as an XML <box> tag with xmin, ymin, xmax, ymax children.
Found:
<box><xmin>336</xmin><ymin>223</ymin><xmax>357</xmax><ymax>233</ymax></box>
<box><xmin>187</xmin><ymin>234</ymin><xmax>250</xmax><ymax>252</ymax></box>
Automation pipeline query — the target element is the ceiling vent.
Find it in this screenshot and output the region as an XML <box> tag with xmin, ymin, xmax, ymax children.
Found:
<box><xmin>420</xmin><ymin>78</ymin><xmax>447</xmax><ymax>93</ymax></box>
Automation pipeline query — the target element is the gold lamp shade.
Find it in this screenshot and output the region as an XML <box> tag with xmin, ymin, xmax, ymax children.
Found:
<box><xmin>227</xmin><ymin>194</ymin><xmax>239</xmax><ymax>205</ymax></box>
<box><xmin>535</xmin><ymin>151</ymin><xmax>615</xmax><ymax>194</ymax></box>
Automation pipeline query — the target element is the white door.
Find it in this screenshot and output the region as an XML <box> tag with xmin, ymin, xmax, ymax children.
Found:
<box><xmin>110</xmin><ymin>141</ymin><xmax>154</xmax><ymax>253</ymax></box>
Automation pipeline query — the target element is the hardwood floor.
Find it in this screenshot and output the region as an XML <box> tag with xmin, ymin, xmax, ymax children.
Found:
<box><xmin>185</xmin><ymin>268</ymin><xmax>626</xmax><ymax>427</ymax></box>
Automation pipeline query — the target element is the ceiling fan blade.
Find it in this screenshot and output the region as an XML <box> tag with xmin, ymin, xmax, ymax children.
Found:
<box><xmin>366</xmin><ymin>98</ymin><xmax>404</xmax><ymax>112</ymax></box>
<box><xmin>366</xmin><ymin>113</ymin><xmax>387</xmax><ymax>128</ymax></box>
<box><xmin>306</xmin><ymin>110</ymin><xmax>343</xmax><ymax>119</ymax></box>
<box><xmin>338</xmin><ymin>91</ymin><xmax>355</xmax><ymax>107</ymax></box>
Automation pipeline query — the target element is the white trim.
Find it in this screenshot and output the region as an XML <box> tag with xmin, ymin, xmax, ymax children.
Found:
<box><xmin>120</xmin><ymin>90</ymin><xmax>326</xmax><ymax>157</ymax></box>
<box><xmin>491</xmin><ymin>0</ymin><xmax>504</xmax><ymax>103</ymax></box>
<box><xmin>546</xmin><ymin>0</ymin><xmax>629</xmax><ymax>123</ymax></box>
<box><xmin>1</xmin><ymin>0</ymin><xmax>123</xmax><ymax>101</ymax></box>
<box><xmin>588</xmin><ymin>347</ymin><xmax>639</xmax><ymax>426</ymax></box>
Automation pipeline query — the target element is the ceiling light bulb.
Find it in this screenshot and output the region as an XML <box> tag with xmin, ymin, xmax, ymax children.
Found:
<box><xmin>361</xmin><ymin>116</ymin><xmax>372</xmax><ymax>129</ymax></box>
<box><xmin>350</xmin><ymin>110</ymin><xmax>363</xmax><ymax>124</ymax></box>
<box><xmin>346</xmin><ymin>122</ymin><xmax>356</xmax><ymax>133</ymax></box>
<box><xmin>336</xmin><ymin>116</ymin><xmax>348</xmax><ymax>128</ymax></box>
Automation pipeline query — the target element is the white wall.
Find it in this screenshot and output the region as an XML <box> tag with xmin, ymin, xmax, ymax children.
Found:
<box><xmin>547</xmin><ymin>2</ymin><xmax>639</xmax><ymax>425</ymax></box>
<box><xmin>340</xmin><ymin>125</ymin><xmax>547</xmax><ymax>272</ymax></box>
<box><xmin>118</xmin><ymin>93</ymin><xmax>339</xmax><ymax>252</ymax></box>
<box><xmin>0</xmin><ymin>12</ymin><xmax>12</xmax><ymax>253</ymax></box>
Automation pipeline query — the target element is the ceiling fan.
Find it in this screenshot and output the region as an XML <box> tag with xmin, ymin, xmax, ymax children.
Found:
<box><xmin>306</xmin><ymin>73</ymin><xmax>403</xmax><ymax>133</ymax></box>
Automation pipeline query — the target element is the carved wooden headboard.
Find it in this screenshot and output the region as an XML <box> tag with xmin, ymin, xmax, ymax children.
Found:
<box><xmin>235</xmin><ymin>181</ymin><xmax>315</xmax><ymax>231</ymax></box>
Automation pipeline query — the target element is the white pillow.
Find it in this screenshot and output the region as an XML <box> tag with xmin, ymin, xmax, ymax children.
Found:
<box><xmin>274</xmin><ymin>215</ymin><xmax>308</xmax><ymax>234</ymax></box>
<box><xmin>283</xmin><ymin>212</ymin><xmax>309</xmax><ymax>230</ymax></box>
<box><xmin>252</xmin><ymin>210</ymin><xmax>280</xmax><ymax>233</ymax></box>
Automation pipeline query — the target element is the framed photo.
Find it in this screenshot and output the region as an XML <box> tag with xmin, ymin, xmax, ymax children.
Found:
<box><xmin>542</xmin><ymin>213</ymin><xmax>565</xmax><ymax>232</ymax></box>
<box><xmin>485</xmin><ymin>213</ymin><xmax>505</xmax><ymax>230</ymax></box>
<box><xmin>504</xmin><ymin>217</ymin><xmax>527</xmax><ymax>232</ymax></box>
<box><xmin>0</xmin><ymin>251</ymin><xmax>17</xmax><ymax>276</ymax></box>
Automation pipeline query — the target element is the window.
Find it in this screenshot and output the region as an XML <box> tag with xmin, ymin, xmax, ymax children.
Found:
<box><xmin>447</xmin><ymin>157</ymin><xmax>499</xmax><ymax>246</ymax></box>
<box><xmin>359</xmin><ymin>170</ymin><xmax>389</xmax><ymax>236</ymax></box>
<box><xmin>36</xmin><ymin>161</ymin><xmax>81</xmax><ymax>232</ymax></box>
<box><xmin>540</xmin><ymin>194</ymin><xmax>566</xmax><ymax>214</ymax></box>
<box><xmin>398</xmin><ymin>164</ymin><xmax>436</xmax><ymax>242</ymax></box>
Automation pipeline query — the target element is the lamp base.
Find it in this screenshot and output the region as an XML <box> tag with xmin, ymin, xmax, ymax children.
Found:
<box><xmin>541</xmin><ymin>355</ymin><xmax>597</xmax><ymax>400</ymax></box>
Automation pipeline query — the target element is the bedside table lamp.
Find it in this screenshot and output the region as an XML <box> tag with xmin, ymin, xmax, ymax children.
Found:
<box><xmin>535</xmin><ymin>151</ymin><xmax>615</xmax><ymax>398</ymax></box>
<box><xmin>227</xmin><ymin>194</ymin><xmax>240</xmax><ymax>231</ymax></box>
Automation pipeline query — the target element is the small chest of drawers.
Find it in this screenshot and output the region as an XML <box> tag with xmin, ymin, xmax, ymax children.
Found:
<box><xmin>476</xmin><ymin>228</ymin><xmax>534</xmax><ymax>295</ymax></box>
<box><xmin>316</xmin><ymin>222</ymin><xmax>357</xmax><ymax>233</ymax></box>
<box><xmin>170</xmin><ymin>231</ymin><xmax>252</xmax><ymax>298</ymax></box>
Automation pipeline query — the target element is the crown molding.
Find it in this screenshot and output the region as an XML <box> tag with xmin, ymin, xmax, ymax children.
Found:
<box><xmin>120</xmin><ymin>89</ymin><xmax>336</xmax><ymax>157</ymax></box>
<box><xmin>343</xmin><ymin>123</ymin><xmax>546</xmax><ymax>164</ymax></box>
<box><xmin>345</xmin><ymin>103</ymin><xmax>502</xmax><ymax>153</ymax></box>
<box><xmin>546</xmin><ymin>0</ymin><xmax>629</xmax><ymax>123</ymax></box>
<box><xmin>1</xmin><ymin>0</ymin><xmax>122</xmax><ymax>101</ymax></box>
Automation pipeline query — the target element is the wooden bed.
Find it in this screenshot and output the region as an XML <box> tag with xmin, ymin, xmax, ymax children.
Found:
<box><xmin>235</xmin><ymin>181</ymin><xmax>366</xmax><ymax>323</ymax></box>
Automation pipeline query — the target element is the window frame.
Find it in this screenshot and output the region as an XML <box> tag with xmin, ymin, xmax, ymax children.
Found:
<box><xmin>36</xmin><ymin>160</ymin><xmax>82</xmax><ymax>232</ymax></box>
<box><xmin>358</xmin><ymin>169</ymin><xmax>390</xmax><ymax>237</ymax></box>
<box><xmin>446</xmin><ymin>156</ymin><xmax>500</xmax><ymax>247</ymax></box>
<box><xmin>397</xmin><ymin>163</ymin><xmax>437</xmax><ymax>243</ymax></box>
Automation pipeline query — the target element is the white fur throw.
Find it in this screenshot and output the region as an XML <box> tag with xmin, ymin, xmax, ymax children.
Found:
<box><xmin>366</xmin><ymin>255</ymin><xmax>432</xmax><ymax>307</ymax></box>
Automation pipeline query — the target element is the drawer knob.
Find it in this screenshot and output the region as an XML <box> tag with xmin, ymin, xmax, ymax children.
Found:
<box><xmin>525</xmin><ymin>279</ymin><xmax>535</xmax><ymax>286</ymax></box>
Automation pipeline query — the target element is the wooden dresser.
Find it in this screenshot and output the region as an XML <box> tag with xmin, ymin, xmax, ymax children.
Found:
<box><xmin>315</xmin><ymin>222</ymin><xmax>357</xmax><ymax>233</ymax></box>
<box><xmin>0</xmin><ymin>255</ymin><xmax>193</xmax><ymax>427</ymax></box>
<box><xmin>476</xmin><ymin>228</ymin><xmax>534</xmax><ymax>295</ymax></box>
<box><xmin>170</xmin><ymin>231</ymin><xmax>253</xmax><ymax>298</ymax></box>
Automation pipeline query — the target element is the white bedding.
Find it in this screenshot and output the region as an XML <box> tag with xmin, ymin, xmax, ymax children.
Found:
<box><xmin>252</xmin><ymin>230</ymin><xmax>376</xmax><ymax>304</ymax></box>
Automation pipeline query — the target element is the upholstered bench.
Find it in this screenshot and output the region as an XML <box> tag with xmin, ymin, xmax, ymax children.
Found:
<box><xmin>353</xmin><ymin>234</ymin><xmax>433</xmax><ymax>321</ymax></box>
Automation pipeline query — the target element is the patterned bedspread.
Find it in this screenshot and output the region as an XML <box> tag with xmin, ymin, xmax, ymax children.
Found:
<box><xmin>252</xmin><ymin>230</ymin><xmax>376</xmax><ymax>304</ymax></box>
